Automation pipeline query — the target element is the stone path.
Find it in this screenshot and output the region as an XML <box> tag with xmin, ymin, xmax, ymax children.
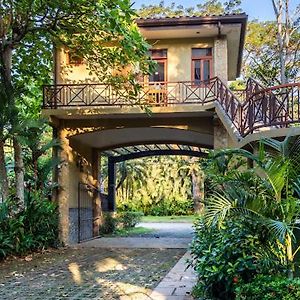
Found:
<box><xmin>149</xmin><ymin>252</ymin><xmax>196</xmax><ymax>300</ymax></box>
<box><xmin>79</xmin><ymin>237</ymin><xmax>191</xmax><ymax>249</ymax></box>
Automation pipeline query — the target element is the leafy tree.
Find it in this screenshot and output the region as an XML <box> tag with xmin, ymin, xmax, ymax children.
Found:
<box><xmin>0</xmin><ymin>0</ymin><xmax>152</xmax><ymax>209</ymax></box>
<box><xmin>138</xmin><ymin>0</ymin><xmax>242</xmax><ymax>18</ymax></box>
<box><xmin>271</xmin><ymin>0</ymin><xmax>300</xmax><ymax>84</ymax></box>
<box><xmin>244</xmin><ymin>19</ymin><xmax>300</xmax><ymax>85</ymax></box>
<box><xmin>114</xmin><ymin>156</ymin><xmax>197</xmax><ymax>216</ymax></box>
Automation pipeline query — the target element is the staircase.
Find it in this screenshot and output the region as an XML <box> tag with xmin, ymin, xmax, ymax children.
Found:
<box><xmin>211</xmin><ymin>77</ymin><xmax>300</xmax><ymax>142</ymax></box>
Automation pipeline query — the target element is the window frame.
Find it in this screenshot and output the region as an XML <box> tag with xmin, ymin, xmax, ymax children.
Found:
<box><xmin>148</xmin><ymin>48</ymin><xmax>168</xmax><ymax>83</ymax></box>
<box><xmin>66</xmin><ymin>49</ymin><xmax>84</xmax><ymax>66</ymax></box>
<box><xmin>191</xmin><ymin>48</ymin><xmax>213</xmax><ymax>85</ymax></box>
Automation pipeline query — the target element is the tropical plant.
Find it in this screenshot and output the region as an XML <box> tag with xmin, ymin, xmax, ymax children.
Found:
<box><xmin>235</xmin><ymin>274</ymin><xmax>300</xmax><ymax>300</ymax></box>
<box><xmin>203</xmin><ymin>135</ymin><xmax>300</xmax><ymax>279</ymax></box>
<box><xmin>114</xmin><ymin>156</ymin><xmax>195</xmax><ymax>216</ymax></box>
<box><xmin>117</xmin><ymin>211</ymin><xmax>143</xmax><ymax>229</ymax></box>
<box><xmin>0</xmin><ymin>192</ymin><xmax>58</xmax><ymax>259</ymax></box>
<box><xmin>190</xmin><ymin>217</ymin><xmax>285</xmax><ymax>300</ymax></box>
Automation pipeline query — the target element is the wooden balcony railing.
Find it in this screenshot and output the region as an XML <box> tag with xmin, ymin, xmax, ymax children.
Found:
<box><xmin>43</xmin><ymin>78</ymin><xmax>300</xmax><ymax>139</ymax></box>
<box><xmin>43</xmin><ymin>80</ymin><xmax>219</xmax><ymax>108</ymax></box>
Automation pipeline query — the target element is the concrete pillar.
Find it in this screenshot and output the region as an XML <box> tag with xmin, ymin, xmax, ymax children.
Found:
<box><xmin>107</xmin><ymin>157</ymin><xmax>116</xmax><ymax>211</ymax></box>
<box><xmin>56</xmin><ymin>127</ymin><xmax>72</xmax><ymax>245</ymax></box>
<box><xmin>213</xmin><ymin>117</ymin><xmax>230</xmax><ymax>149</ymax></box>
<box><xmin>92</xmin><ymin>149</ymin><xmax>102</xmax><ymax>236</ymax></box>
<box><xmin>214</xmin><ymin>37</ymin><xmax>228</xmax><ymax>82</ymax></box>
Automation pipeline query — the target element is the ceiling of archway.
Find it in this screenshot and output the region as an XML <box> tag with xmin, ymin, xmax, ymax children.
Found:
<box><xmin>101</xmin><ymin>143</ymin><xmax>209</xmax><ymax>158</ymax></box>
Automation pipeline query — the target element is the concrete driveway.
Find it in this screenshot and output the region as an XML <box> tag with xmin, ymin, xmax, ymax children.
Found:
<box><xmin>80</xmin><ymin>222</ymin><xmax>194</xmax><ymax>249</ymax></box>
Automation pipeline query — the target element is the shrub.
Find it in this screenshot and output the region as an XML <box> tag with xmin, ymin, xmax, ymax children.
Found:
<box><xmin>0</xmin><ymin>192</ymin><xmax>58</xmax><ymax>260</ymax></box>
<box><xmin>118</xmin><ymin>211</ymin><xmax>143</xmax><ymax>229</ymax></box>
<box><xmin>235</xmin><ymin>275</ymin><xmax>300</xmax><ymax>300</ymax></box>
<box><xmin>99</xmin><ymin>213</ymin><xmax>118</xmax><ymax>234</ymax></box>
<box><xmin>118</xmin><ymin>197</ymin><xmax>194</xmax><ymax>216</ymax></box>
<box><xmin>190</xmin><ymin>217</ymin><xmax>284</xmax><ymax>300</ymax></box>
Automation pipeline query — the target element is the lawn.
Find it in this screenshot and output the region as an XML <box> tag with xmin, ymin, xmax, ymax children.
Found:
<box><xmin>104</xmin><ymin>226</ymin><xmax>154</xmax><ymax>237</ymax></box>
<box><xmin>141</xmin><ymin>215</ymin><xmax>195</xmax><ymax>223</ymax></box>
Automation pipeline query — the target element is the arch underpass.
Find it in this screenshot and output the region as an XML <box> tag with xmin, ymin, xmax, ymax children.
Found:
<box><xmin>101</xmin><ymin>143</ymin><xmax>209</xmax><ymax>211</ymax></box>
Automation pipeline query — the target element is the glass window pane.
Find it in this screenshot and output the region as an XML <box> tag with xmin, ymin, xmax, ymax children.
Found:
<box><xmin>192</xmin><ymin>48</ymin><xmax>212</xmax><ymax>57</ymax></box>
<box><xmin>203</xmin><ymin>60</ymin><xmax>210</xmax><ymax>80</ymax></box>
<box><xmin>194</xmin><ymin>60</ymin><xmax>201</xmax><ymax>83</ymax></box>
<box><xmin>149</xmin><ymin>61</ymin><xmax>165</xmax><ymax>82</ymax></box>
<box><xmin>150</xmin><ymin>49</ymin><xmax>167</xmax><ymax>58</ymax></box>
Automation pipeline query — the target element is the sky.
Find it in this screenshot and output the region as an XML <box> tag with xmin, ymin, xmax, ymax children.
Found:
<box><xmin>132</xmin><ymin>0</ymin><xmax>300</xmax><ymax>21</ymax></box>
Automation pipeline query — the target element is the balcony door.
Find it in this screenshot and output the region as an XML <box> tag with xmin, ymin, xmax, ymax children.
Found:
<box><xmin>191</xmin><ymin>48</ymin><xmax>212</xmax><ymax>85</ymax></box>
<box><xmin>149</xmin><ymin>49</ymin><xmax>167</xmax><ymax>83</ymax></box>
<box><xmin>147</xmin><ymin>49</ymin><xmax>168</xmax><ymax>105</ymax></box>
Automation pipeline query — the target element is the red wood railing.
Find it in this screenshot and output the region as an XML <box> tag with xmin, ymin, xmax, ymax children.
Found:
<box><xmin>43</xmin><ymin>78</ymin><xmax>300</xmax><ymax>138</ymax></box>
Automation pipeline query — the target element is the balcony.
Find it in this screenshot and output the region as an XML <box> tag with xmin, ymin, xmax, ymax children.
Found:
<box><xmin>42</xmin><ymin>78</ymin><xmax>226</xmax><ymax>109</ymax></box>
<box><xmin>42</xmin><ymin>78</ymin><xmax>300</xmax><ymax>139</ymax></box>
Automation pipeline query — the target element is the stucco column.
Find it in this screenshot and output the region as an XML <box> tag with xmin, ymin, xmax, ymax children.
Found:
<box><xmin>214</xmin><ymin>37</ymin><xmax>228</xmax><ymax>82</ymax></box>
<box><xmin>108</xmin><ymin>157</ymin><xmax>116</xmax><ymax>211</ymax></box>
<box><xmin>213</xmin><ymin>117</ymin><xmax>229</xmax><ymax>149</ymax></box>
<box><xmin>92</xmin><ymin>149</ymin><xmax>102</xmax><ymax>236</ymax></box>
<box><xmin>56</xmin><ymin>127</ymin><xmax>71</xmax><ymax>245</ymax></box>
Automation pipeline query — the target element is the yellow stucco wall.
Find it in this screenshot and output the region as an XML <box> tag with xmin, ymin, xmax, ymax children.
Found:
<box><xmin>56</xmin><ymin>37</ymin><xmax>228</xmax><ymax>84</ymax></box>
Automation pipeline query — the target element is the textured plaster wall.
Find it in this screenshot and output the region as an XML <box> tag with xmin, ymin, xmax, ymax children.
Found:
<box><xmin>213</xmin><ymin>118</ymin><xmax>235</xmax><ymax>149</ymax></box>
<box><xmin>56</xmin><ymin>127</ymin><xmax>98</xmax><ymax>245</ymax></box>
<box><xmin>55</xmin><ymin>37</ymin><xmax>229</xmax><ymax>84</ymax></box>
<box><xmin>213</xmin><ymin>37</ymin><xmax>228</xmax><ymax>82</ymax></box>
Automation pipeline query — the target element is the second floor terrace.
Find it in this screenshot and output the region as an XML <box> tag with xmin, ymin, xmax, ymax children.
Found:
<box><xmin>43</xmin><ymin>77</ymin><xmax>300</xmax><ymax>139</ymax></box>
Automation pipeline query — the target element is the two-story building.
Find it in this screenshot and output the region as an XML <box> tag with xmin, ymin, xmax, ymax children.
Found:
<box><xmin>42</xmin><ymin>13</ymin><xmax>300</xmax><ymax>244</ymax></box>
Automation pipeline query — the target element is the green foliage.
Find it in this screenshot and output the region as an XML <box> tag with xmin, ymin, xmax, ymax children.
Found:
<box><xmin>244</xmin><ymin>20</ymin><xmax>300</xmax><ymax>85</ymax></box>
<box><xmin>99</xmin><ymin>213</ymin><xmax>119</xmax><ymax>235</ymax></box>
<box><xmin>0</xmin><ymin>0</ymin><xmax>154</xmax><ymax>205</ymax></box>
<box><xmin>190</xmin><ymin>218</ymin><xmax>285</xmax><ymax>300</ymax></box>
<box><xmin>99</xmin><ymin>211</ymin><xmax>143</xmax><ymax>234</ymax></box>
<box><xmin>235</xmin><ymin>275</ymin><xmax>300</xmax><ymax>300</ymax></box>
<box><xmin>110</xmin><ymin>156</ymin><xmax>198</xmax><ymax>216</ymax></box>
<box><xmin>0</xmin><ymin>193</ymin><xmax>58</xmax><ymax>259</ymax></box>
<box><xmin>118</xmin><ymin>211</ymin><xmax>143</xmax><ymax>229</ymax></box>
<box><xmin>138</xmin><ymin>0</ymin><xmax>242</xmax><ymax>18</ymax></box>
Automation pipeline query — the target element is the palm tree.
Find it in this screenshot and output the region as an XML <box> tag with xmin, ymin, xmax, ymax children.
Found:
<box><xmin>204</xmin><ymin>135</ymin><xmax>300</xmax><ymax>279</ymax></box>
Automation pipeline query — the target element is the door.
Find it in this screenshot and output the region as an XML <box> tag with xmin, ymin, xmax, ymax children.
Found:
<box><xmin>148</xmin><ymin>49</ymin><xmax>168</xmax><ymax>105</ymax></box>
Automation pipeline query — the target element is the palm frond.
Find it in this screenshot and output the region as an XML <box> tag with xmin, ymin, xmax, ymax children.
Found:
<box><xmin>293</xmin><ymin>176</ymin><xmax>300</xmax><ymax>198</ymax></box>
<box><xmin>263</xmin><ymin>158</ymin><xmax>288</xmax><ymax>200</ymax></box>
<box><xmin>204</xmin><ymin>193</ymin><xmax>234</xmax><ymax>226</ymax></box>
<box><xmin>264</xmin><ymin>219</ymin><xmax>292</xmax><ymax>244</ymax></box>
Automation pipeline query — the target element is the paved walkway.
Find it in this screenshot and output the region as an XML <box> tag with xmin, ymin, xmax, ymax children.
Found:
<box><xmin>149</xmin><ymin>252</ymin><xmax>196</xmax><ymax>300</ymax></box>
<box><xmin>80</xmin><ymin>222</ymin><xmax>194</xmax><ymax>249</ymax></box>
<box><xmin>78</xmin><ymin>223</ymin><xmax>197</xmax><ymax>299</ymax></box>
<box><xmin>79</xmin><ymin>237</ymin><xmax>191</xmax><ymax>249</ymax></box>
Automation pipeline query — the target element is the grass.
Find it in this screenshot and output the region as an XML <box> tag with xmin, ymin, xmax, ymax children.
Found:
<box><xmin>141</xmin><ymin>215</ymin><xmax>196</xmax><ymax>223</ymax></box>
<box><xmin>104</xmin><ymin>226</ymin><xmax>154</xmax><ymax>237</ymax></box>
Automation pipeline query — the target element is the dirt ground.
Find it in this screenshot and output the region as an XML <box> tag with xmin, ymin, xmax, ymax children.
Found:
<box><xmin>0</xmin><ymin>247</ymin><xmax>185</xmax><ymax>300</ymax></box>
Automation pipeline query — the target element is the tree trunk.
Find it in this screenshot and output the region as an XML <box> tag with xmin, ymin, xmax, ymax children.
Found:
<box><xmin>0</xmin><ymin>139</ymin><xmax>9</xmax><ymax>201</ymax></box>
<box><xmin>272</xmin><ymin>0</ymin><xmax>290</xmax><ymax>84</ymax></box>
<box><xmin>191</xmin><ymin>168</ymin><xmax>205</xmax><ymax>214</ymax></box>
<box><xmin>286</xmin><ymin>234</ymin><xmax>294</xmax><ymax>279</ymax></box>
<box><xmin>13</xmin><ymin>137</ymin><xmax>25</xmax><ymax>212</ymax></box>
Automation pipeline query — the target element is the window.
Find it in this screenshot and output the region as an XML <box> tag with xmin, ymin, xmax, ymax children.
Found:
<box><xmin>149</xmin><ymin>49</ymin><xmax>167</xmax><ymax>82</ymax></box>
<box><xmin>67</xmin><ymin>49</ymin><xmax>83</xmax><ymax>65</ymax></box>
<box><xmin>191</xmin><ymin>48</ymin><xmax>212</xmax><ymax>84</ymax></box>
